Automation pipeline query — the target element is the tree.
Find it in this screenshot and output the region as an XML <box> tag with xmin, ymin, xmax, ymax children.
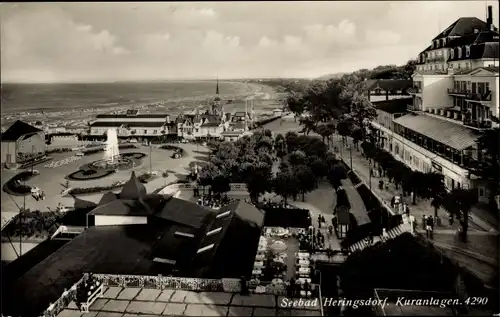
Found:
<box><xmin>285</xmin><ymin>132</ymin><xmax>300</xmax><ymax>154</ymax></box>
<box><xmin>336</xmin><ymin>117</ymin><xmax>352</xmax><ymax>145</ymax></box>
<box><xmin>477</xmin><ymin>127</ymin><xmax>500</xmax><ymax>208</ymax></box>
<box><xmin>309</xmin><ymin>158</ymin><xmax>329</xmax><ymax>184</ymax></box>
<box><xmin>243</xmin><ymin>163</ymin><xmax>273</xmax><ymax>203</ymax></box>
<box><xmin>289</xmin><ymin>150</ymin><xmax>307</xmax><ymax>166</ymax></box>
<box><xmin>327</xmin><ymin>163</ymin><xmax>347</xmax><ymax>190</ymax></box>
<box><xmin>274</xmin><ymin>134</ymin><xmax>287</xmax><ymax>158</ymax></box>
<box><xmin>351</xmin><ymin>128</ymin><xmax>363</xmax><ymax>150</ymax></box>
<box><xmin>211</xmin><ymin>174</ymin><xmax>231</xmax><ymax>197</ymax></box>
<box><xmin>273</xmin><ymin>170</ymin><xmax>295</xmax><ymax>203</ymax></box>
<box><xmin>441</xmin><ymin>188</ymin><xmax>477</xmax><ymax>242</ymax></box>
<box><xmin>285</xmin><ymin>92</ymin><xmax>305</xmax><ymax>121</ymax></box>
<box><xmin>294</xmin><ymin>165</ymin><xmax>316</xmax><ymax>201</ymax></box>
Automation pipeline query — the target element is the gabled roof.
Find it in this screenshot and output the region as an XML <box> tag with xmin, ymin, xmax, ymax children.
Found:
<box><xmin>98</xmin><ymin>192</ymin><xmax>118</xmax><ymax>206</ymax></box>
<box><xmin>1</xmin><ymin>120</ymin><xmax>42</xmax><ymax>142</ymax></box>
<box><xmin>90</xmin><ymin>122</ymin><xmax>168</xmax><ymax>128</ymax></box>
<box><xmin>201</xmin><ymin>122</ymin><xmax>221</xmax><ymax>128</ymax></box>
<box><xmin>432</xmin><ymin>17</ymin><xmax>489</xmax><ymax>41</ymax></box>
<box><xmin>88</xmin><ymin>198</ymin><xmax>152</xmax><ymax>216</ymax></box>
<box><xmin>119</xmin><ymin>171</ymin><xmax>146</xmax><ymax>200</ymax></box>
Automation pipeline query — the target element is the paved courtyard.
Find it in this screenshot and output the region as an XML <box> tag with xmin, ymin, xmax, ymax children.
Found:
<box><xmin>56</xmin><ymin>287</ymin><xmax>322</xmax><ymax>317</ymax></box>
<box><xmin>1</xmin><ymin>143</ymin><xmax>209</xmax><ymax>228</ymax></box>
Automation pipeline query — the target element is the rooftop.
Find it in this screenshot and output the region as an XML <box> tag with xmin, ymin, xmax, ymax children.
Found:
<box><xmin>393</xmin><ymin>113</ymin><xmax>481</xmax><ymax>150</ymax></box>
<box><xmin>1</xmin><ymin>120</ymin><xmax>43</xmax><ymax>141</ymax></box>
<box><xmin>365</xmin><ymin>79</ymin><xmax>412</xmax><ymax>92</ymax></box>
<box><xmin>431</xmin><ymin>17</ymin><xmax>489</xmax><ymax>41</ymax></box>
<box><xmin>55</xmin><ymin>284</ymin><xmax>322</xmax><ymax>317</ymax></box>
<box><xmin>372</xmin><ymin>98</ymin><xmax>412</xmax><ymax>114</ymax></box>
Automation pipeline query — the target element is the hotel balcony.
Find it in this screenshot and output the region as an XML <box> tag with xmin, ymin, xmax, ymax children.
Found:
<box><xmin>463</xmin><ymin>118</ymin><xmax>494</xmax><ymax>129</ymax></box>
<box><xmin>465</xmin><ymin>91</ymin><xmax>493</xmax><ymax>104</ymax></box>
<box><xmin>447</xmin><ymin>88</ymin><xmax>469</xmax><ymax>96</ymax></box>
<box><xmin>407</xmin><ymin>87</ymin><xmax>421</xmax><ymax>94</ymax></box>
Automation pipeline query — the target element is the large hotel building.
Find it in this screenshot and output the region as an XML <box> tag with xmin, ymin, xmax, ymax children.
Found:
<box><xmin>370</xmin><ymin>7</ymin><xmax>499</xmax><ymax>203</ymax></box>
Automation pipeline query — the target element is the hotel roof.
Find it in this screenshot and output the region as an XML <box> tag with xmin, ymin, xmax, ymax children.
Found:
<box><xmin>431</xmin><ymin>17</ymin><xmax>489</xmax><ymax>41</ymax></box>
<box><xmin>90</xmin><ymin>121</ymin><xmax>170</xmax><ymax>128</ymax></box>
<box><xmin>0</xmin><ymin>120</ymin><xmax>42</xmax><ymax>141</ymax></box>
<box><xmin>394</xmin><ymin>114</ymin><xmax>481</xmax><ymax>150</ymax></box>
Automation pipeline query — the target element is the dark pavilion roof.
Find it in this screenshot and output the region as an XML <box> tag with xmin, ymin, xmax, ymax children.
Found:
<box><xmin>372</xmin><ymin>98</ymin><xmax>412</xmax><ymax>114</ymax></box>
<box><xmin>120</xmin><ymin>171</ymin><xmax>147</xmax><ymax>200</ymax></box>
<box><xmin>365</xmin><ymin>79</ymin><xmax>412</xmax><ymax>92</ymax></box>
<box><xmin>1</xmin><ymin>120</ymin><xmax>42</xmax><ymax>142</ymax></box>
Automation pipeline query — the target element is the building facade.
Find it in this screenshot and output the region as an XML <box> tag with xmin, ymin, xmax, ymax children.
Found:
<box><xmin>371</xmin><ymin>8</ymin><xmax>499</xmax><ymax>203</ymax></box>
<box><xmin>1</xmin><ymin>120</ymin><xmax>46</xmax><ymax>166</ymax></box>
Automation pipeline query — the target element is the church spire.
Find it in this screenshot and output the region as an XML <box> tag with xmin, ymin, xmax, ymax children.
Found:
<box><xmin>216</xmin><ymin>73</ymin><xmax>220</xmax><ymax>95</ymax></box>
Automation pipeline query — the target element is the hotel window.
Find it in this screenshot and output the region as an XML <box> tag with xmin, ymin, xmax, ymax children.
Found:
<box><xmin>143</xmin><ymin>129</ymin><xmax>147</xmax><ymax>134</ymax></box>
<box><xmin>206</xmin><ymin>227</ymin><xmax>223</xmax><ymax>236</ymax></box>
<box><xmin>450</xmin><ymin>49</ymin><xmax>454</xmax><ymax>59</ymax></box>
<box><xmin>457</xmin><ymin>47</ymin><xmax>462</xmax><ymax>58</ymax></box>
<box><xmin>442</xmin><ymin>38</ymin><xmax>446</xmax><ymax>46</ymax></box>
<box><xmin>471</xmin><ymin>82</ymin><xmax>477</xmax><ymax>93</ymax></box>
<box><xmin>485</xmin><ymin>82</ymin><xmax>490</xmax><ymax>92</ymax></box>
<box><xmin>153</xmin><ymin>130</ymin><xmax>157</xmax><ymax>134</ymax></box>
<box><xmin>466</xmin><ymin>45</ymin><xmax>471</xmax><ymax>57</ymax></box>
<box><xmin>153</xmin><ymin>258</ymin><xmax>176</xmax><ymax>265</ymax></box>
<box><xmin>174</xmin><ymin>231</ymin><xmax>195</xmax><ymax>238</ymax></box>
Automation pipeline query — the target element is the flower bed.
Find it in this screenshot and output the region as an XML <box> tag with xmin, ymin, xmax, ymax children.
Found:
<box><xmin>46</xmin><ymin>148</ymin><xmax>73</xmax><ymax>154</ymax></box>
<box><xmin>3</xmin><ymin>171</ymin><xmax>38</xmax><ymax>196</ymax></box>
<box><xmin>66</xmin><ymin>182</ymin><xmax>125</xmax><ymax>196</ymax></box>
<box><xmin>137</xmin><ymin>173</ymin><xmax>156</xmax><ymax>184</ymax></box>
<box><xmin>159</xmin><ymin>145</ymin><xmax>186</xmax><ymax>157</ymax></box>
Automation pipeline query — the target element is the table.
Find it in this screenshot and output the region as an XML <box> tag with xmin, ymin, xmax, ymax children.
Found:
<box><xmin>297</xmin><ymin>267</ymin><xmax>311</xmax><ymax>275</ymax></box>
<box><xmin>254</xmin><ymin>261</ymin><xmax>264</xmax><ymax>268</ymax></box>
<box><xmin>297</xmin><ymin>252</ymin><xmax>310</xmax><ymax>258</ymax></box>
<box><xmin>272</xmin><ymin>278</ymin><xmax>284</xmax><ymax>285</ymax></box>
<box><xmin>298</xmin><ymin>278</ymin><xmax>312</xmax><ymax>284</ymax></box>
<box><xmin>297</xmin><ymin>259</ymin><xmax>310</xmax><ymax>266</ymax></box>
<box><xmin>255</xmin><ymin>254</ymin><xmax>265</xmax><ymax>261</ymax></box>
<box><xmin>252</xmin><ymin>269</ymin><xmax>262</xmax><ymax>276</ymax></box>
<box><xmin>258</xmin><ymin>245</ymin><xmax>267</xmax><ymax>252</ymax></box>
<box><xmin>300</xmin><ymin>290</ymin><xmax>312</xmax><ymax>297</ymax></box>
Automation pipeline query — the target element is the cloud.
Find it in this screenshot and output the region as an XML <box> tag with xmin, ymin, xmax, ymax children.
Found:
<box><xmin>303</xmin><ymin>20</ymin><xmax>357</xmax><ymax>46</ymax></box>
<box><xmin>1</xmin><ymin>1</ymin><xmax>497</xmax><ymax>81</ymax></box>
<box><xmin>365</xmin><ymin>29</ymin><xmax>401</xmax><ymax>46</ymax></box>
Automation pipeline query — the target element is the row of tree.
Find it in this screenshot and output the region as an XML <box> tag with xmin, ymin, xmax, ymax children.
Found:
<box><xmin>198</xmin><ymin>130</ymin><xmax>347</xmax><ymax>204</ymax></box>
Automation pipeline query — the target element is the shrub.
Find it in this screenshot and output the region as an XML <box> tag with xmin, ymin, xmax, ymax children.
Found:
<box><xmin>68</xmin><ymin>183</ymin><xmax>124</xmax><ymax>195</ymax></box>
<box><xmin>46</xmin><ymin>148</ymin><xmax>72</xmax><ymax>154</ymax></box>
<box><xmin>1</xmin><ymin>209</ymin><xmax>64</xmax><ymax>239</ymax></box>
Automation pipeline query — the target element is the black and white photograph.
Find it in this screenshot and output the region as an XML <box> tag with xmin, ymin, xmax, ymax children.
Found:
<box><xmin>1</xmin><ymin>1</ymin><xmax>499</xmax><ymax>316</ymax></box>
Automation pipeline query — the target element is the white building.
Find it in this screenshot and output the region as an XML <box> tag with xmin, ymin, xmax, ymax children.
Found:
<box><xmin>87</xmin><ymin>109</ymin><xmax>177</xmax><ymax>141</ymax></box>
<box><xmin>1</xmin><ymin>120</ymin><xmax>46</xmax><ymax>166</ymax></box>
<box><xmin>371</xmin><ymin>7</ymin><xmax>499</xmax><ymax>203</ymax></box>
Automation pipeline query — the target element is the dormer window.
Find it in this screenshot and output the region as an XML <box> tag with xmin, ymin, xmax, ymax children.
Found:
<box><xmin>442</xmin><ymin>38</ymin><xmax>447</xmax><ymax>46</ymax></box>
<box><xmin>175</xmin><ymin>231</ymin><xmax>195</xmax><ymax>238</ymax></box>
<box><xmin>206</xmin><ymin>227</ymin><xmax>222</xmax><ymax>236</ymax></box>
<box><xmin>216</xmin><ymin>210</ymin><xmax>231</xmax><ymax>218</ymax></box>
<box><xmin>153</xmin><ymin>258</ymin><xmax>176</xmax><ymax>265</ymax></box>
<box><xmin>197</xmin><ymin>243</ymin><xmax>215</xmax><ymax>254</ymax></box>
<box><xmin>457</xmin><ymin>47</ymin><xmax>462</xmax><ymax>58</ymax></box>
<box><xmin>450</xmin><ymin>49</ymin><xmax>455</xmax><ymax>59</ymax></box>
<box><xmin>474</xmin><ymin>28</ymin><xmax>479</xmax><ymax>34</ymax></box>
<box><xmin>466</xmin><ymin>45</ymin><xmax>471</xmax><ymax>57</ymax></box>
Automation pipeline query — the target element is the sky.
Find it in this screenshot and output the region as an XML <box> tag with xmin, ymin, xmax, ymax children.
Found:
<box><xmin>1</xmin><ymin>1</ymin><xmax>498</xmax><ymax>82</ymax></box>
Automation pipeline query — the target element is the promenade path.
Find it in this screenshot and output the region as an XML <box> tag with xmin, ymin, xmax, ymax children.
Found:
<box><xmin>330</xmin><ymin>135</ymin><xmax>496</xmax><ymax>233</ymax></box>
<box><xmin>1</xmin><ymin>143</ymin><xmax>209</xmax><ymax>229</ymax></box>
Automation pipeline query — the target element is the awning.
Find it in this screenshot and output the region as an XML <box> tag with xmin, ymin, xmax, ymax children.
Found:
<box><xmin>393</xmin><ymin>114</ymin><xmax>481</xmax><ymax>150</ymax></box>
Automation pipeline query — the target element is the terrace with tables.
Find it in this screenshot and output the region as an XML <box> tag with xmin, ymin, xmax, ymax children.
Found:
<box><xmin>48</xmin><ymin>274</ymin><xmax>323</xmax><ymax>317</ymax></box>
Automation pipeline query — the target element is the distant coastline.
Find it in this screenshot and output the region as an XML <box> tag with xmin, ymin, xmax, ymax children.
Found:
<box><xmin>0</xmin><ymin>80</ymin><xmax>284</xmax><ymax>130</ymax></box>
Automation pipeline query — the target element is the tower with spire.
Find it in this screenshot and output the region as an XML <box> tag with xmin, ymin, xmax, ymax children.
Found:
<box><xmin>212</xmin><ymin>74</ymin><xmax>222</xmax><ymax>116</ymax></box>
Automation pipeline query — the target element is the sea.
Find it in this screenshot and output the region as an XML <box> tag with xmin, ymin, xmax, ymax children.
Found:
<box><xmin>0</xmin><ymin>81</ymin><xmax>265</xmax><ymax>114</ymax></box>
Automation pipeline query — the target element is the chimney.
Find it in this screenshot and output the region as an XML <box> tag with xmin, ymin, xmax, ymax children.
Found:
<box><xmin>487</xmin><ymin>6</ymin><xmax>493</xmax><ymax>30</ymax></box>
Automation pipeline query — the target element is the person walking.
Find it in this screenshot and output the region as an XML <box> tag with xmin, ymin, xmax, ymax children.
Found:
<box><xmin>449</xmin><ymin>213</ymin><xmax>454</xmax><ymax>226</ymax></box>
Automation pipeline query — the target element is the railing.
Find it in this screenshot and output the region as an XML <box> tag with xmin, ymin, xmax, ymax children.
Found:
<box><xmin>162</xmin><ymin>182</ymin><xmax>247</xmax><ymax>192</ymax></box>
<box><xmin>463</xmin><ymin>119</ymin><xmax>493</xmax><ymax>129</ymax></box>
<box><xmin>448</xmin><ymin>88</ymin><xmax>469</xmax><ymax>95</ymax></box>
<box><xmin>41</xmin><ymin>275</ymin><xmax>87</xmax><ymax>317</ymax></box>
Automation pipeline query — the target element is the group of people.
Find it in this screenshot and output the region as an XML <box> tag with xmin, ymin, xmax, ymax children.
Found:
<box><xmin>286</xmin><ymin>277</ymin><xmax>318</xmax><ymax>298</ymax></box>
<box><xmin>196</xmin><ymin>192</ymin><xmax>234</xmax><ymax>210</ymax></box>
<box><xmin>390</xmin><ymin>195</ymin><xmax>410</xmax><ymax>215</ymax></box>
<box><xmin>297</xmin><ymin>227</ymin><xmax>326</xmax><ymax>252</ymax></box>
<box><xmin>422</xmin><ymin>215</ymin><xmax>435</xmax><ymax>239</ymax></box>
<box><xmin>30</xmin><ymin>187</ymin><xmax>46</xmax><ymax>201</ymax></box>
